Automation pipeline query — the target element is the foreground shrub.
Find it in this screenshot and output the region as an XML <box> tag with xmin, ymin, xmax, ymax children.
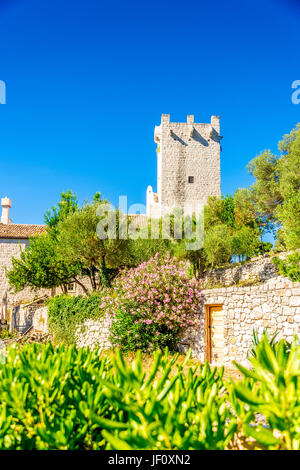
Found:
<box><xmin>2</xmin><ymin>336</ymin><xmax>300</xmax><ymax>450</ymax></box>
<box><xmin>102</xmin><ymin>253</ymin><xmax>203</xmax><ymax>352</ymax></box>
<box><xmin>272</xmin><ymin>252</ymin><xmax>300</xmax><ymax>282</ymax></box>
<box><xmin>0</xmin><ymin>345</ymin><xmax>236</xmax><ymax>450</ymax></box>
<box><xmin>248</xmin><ymin>328</ymin><xmax>281</xmax><ymax>359</ymax></box>
<box><xmin>231</xmin><ymin>334</ymin><xmax>300</xmax><ymax>450</ymax></box>
<box><xmin>47</xmin><ymin>292</ymin><xmax>103</xmax><ymax>344</ymax></box>
<box><xmin>0</xmin><ymin>328</ymin><xmax>17</xmax><ymax>341</ymax></box>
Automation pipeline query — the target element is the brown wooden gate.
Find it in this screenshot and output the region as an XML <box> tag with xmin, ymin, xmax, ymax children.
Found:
<box><xmin>205</xmin><ymin>305</ymin><xmax>224</xmax><ymax>363</ymax></box>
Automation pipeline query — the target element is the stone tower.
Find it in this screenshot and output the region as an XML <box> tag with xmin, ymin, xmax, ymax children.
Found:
<box><xmin>146</xmin><ymin>114</ymin><xmax>221</xmax><ymax>218</ymax></box>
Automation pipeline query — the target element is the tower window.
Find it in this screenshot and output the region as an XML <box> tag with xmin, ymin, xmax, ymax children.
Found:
<box><xmin>188</xmin><ymin>176</ymin><xmax>194</xmax><ymax>183</ymax></box>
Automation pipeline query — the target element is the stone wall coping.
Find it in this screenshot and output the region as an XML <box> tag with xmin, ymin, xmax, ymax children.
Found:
<box><xmin>206</xmin><ymin>250</ymin><xmax>294</xmax><ymax>273</ymax></box>
<box><xmin>202</xmin><ymin>276</ymin><xmax>300</xmax><ymax>297</ymax></box>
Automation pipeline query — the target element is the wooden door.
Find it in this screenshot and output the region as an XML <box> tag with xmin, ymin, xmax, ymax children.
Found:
<box><xmin>205</xmin><ymin>305</ymin><xmax>224</xmax><ymax>363</ymax></box>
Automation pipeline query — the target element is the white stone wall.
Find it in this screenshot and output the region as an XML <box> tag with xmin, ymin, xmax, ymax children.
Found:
<box><xmin>153</xmin><ymin>114</ymin><xmax>221</xmax><ymax>217</ymax></box>
<box><xmin>10</xmin><ymin>302</ymin><xmax>48</xmax><ymax>334</ymax></box>
<box><xmin>75</xmin><ymin>315</ymin><xmax>112</xmax><ymax>350</ymax></box>
<box><xmin>30</xmin><ymin>274</ymin><xmax>300</xmax><ymax>368</ymax></box>
<box><xmin>180</xmin><ymin>275</ymin><xmax>300</xmax><ymax>367</ymax></box>
<box><xmin>202</xmin><ymin>252</ymin><xmax>288</xmax><ymax>287</ymax></box>
<box><xmin>32</xmin><ymin>306</ymin><xmax>48</xmax><ymax>333</ymax></box>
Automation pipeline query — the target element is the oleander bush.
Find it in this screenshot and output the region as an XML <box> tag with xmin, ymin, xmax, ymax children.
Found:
<box><xmin>101</xmin><ymin>253</ymin><xmax>203</xmax><ymax>352</ymax></box>
<box><xmin>46</xmin><ymin>255</ymin><xmax>203</xmax><ymax>352</ymax></box>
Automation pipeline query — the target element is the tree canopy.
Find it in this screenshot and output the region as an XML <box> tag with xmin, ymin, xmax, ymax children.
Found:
<box><xmin>55</xmin><ymin>198</ymin><xmax>132</xmax><ymax>289</ymax></box>
<box><xmin>7</xmin><ymin>191</ymin><xmax>83</xmax><ymax>293</ymax></box>
<box><xmin>248</xmin><ymin>123</ymin><xmax>300</xmax><ymax>249</ymax></box>
<box><xmin>6</xmin><ymin>233</ymin><xmax>81</xmax><ymax>293</ymax></box>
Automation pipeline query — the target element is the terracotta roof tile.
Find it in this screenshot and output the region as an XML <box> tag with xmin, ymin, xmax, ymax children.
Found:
<box><xmin>0</xmin><ymin>215</ymin><xmax>149</xmax><ymax>239</ymax></box>
<box><xmin>0</xmin><ymin>223</ymin><xmax>47</xmax><ymax>239</ymax></box>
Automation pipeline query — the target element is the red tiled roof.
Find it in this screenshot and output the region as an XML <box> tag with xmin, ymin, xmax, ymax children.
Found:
<box><xmin>0</xmin><ymin>216</ymin><xmax>148</xmax><ymax>239</ymax></box>
<box><xmin>0</xmin><ymin>223</ymin><xmax>47</xmax><ymax>239</ymax></box>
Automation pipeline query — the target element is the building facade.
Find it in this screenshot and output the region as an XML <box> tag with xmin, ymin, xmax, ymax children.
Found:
<box><xmin>146</xmin><ymin>114</ymin><xmax>221</xmax><ymax>218</ymax></box>
<box><xmin>0</xmin><ymin>197</ymin><xmax>50</xmax><ymax>317</ymax></box>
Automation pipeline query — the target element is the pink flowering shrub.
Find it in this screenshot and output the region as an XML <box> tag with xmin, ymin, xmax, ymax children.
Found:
<box><xmin>101</xmin><ymin>253</ymin><xmax>203</xmax><ymax>352</ymax></box>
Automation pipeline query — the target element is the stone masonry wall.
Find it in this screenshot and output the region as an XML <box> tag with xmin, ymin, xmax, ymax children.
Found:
<box><xmin>0</xmin><ymin>239</ymin><xmax>52</xmax><ymax>310</ymax></box>
<box><xmin>202</xmin><ymin>252</ymin><xmax>290</xmax><ymax>288</ymax></box>
<box><xmin>32</xmin><ymin>306</ymin><xmax>48</xmax><ymax>333</ymax></box>
<box><xmin>179</xmin><ymin>275</ymin><xmax>300</xmax><ymax>366</ymax></box>
<box><xmin>156</xmin><ymin>114</ymin><xmax>221</xmax><ymax>216</ymax></box>
<box><xmin>30</xmin><ymin>308</ymin><xmax>112</xmax><ymax>349</ymax></box>
<box><xmin>74</xmin><ymin>315</ymin><xmax>112</xmax><ymax>350</ymax></box>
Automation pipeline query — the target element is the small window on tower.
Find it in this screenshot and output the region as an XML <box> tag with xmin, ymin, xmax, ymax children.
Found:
<box><xmin>188</xmin><ymin>176</ymin><xmax>194</xmax><ymax>183</ymax></box>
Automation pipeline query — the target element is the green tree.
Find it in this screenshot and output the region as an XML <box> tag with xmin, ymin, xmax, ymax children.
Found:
<box><xmin>44</xmin><ymin>190</ymin><xmax>79</xmax><ymax>232</ymax></box>
<box><xmin>128</xmin><ymin>237</ymin><xmax>171</xmax><ymax>267</ymax></box>
<box><xmin>234</xmin><ymin>188</ymin><xmax>262</xmax><ymax>230</ymax></box>
<box><xmin>248</xmin><ymin>124</ymin><xmax>300</xmax><ymax>249</ymax></box>
<box><xmin>276</xmin><ymin>191</ymin><xmax>300</xmax><ymax>250</ymax></box>
<box><xmin>56</xmin><ymin>198</ymin><xmax>132</xmax><ymax>290</ymax></box>
<box><xmin>203</xmin><ymin>224</ymin><xmax>233</xmax><ymax>266</ymax></box>
<box><xmin>247</xmin><ymin>150</ymin><xmax>282</xmax><ymax>220</ymax></box>
<box><xmin>232</xmin><ymin>226</ymin><xmax>261</xmax><ymax>262</ymax></box>
<box><xmin>221</xmin><ymin>194</ymin><xmax>236</xmax><ymax>228</ymax></box>
<box><xmin>205</xmin><ymin>191</ymin><xmax>267</xmax><ymax>235</ymax></box>
<box><xmin>7</xmin><ymin>191</ymin><xmax>89</xmax><ymax>294</ymax></box>
<box><xmin>6</xmin><ymin>233</ymin><xmax>83</xmax><ymax>294</ymax></box>
<box><xmin>202</xmin><ymin>191</ymin><xmax>270</xmax><ymax>267</ymax></box>
<box><xmin>204</xmin><ymin>196</ymin><xmax>224</xmax><ymax>229</ymax></box>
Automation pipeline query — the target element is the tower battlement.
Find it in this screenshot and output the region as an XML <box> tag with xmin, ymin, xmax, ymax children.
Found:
<box><xmin>147</xmin><ymin>114</ymin><xmax>221</xmax><ymax>217</ymax></box>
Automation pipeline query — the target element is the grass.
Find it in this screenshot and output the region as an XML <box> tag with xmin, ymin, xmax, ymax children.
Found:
<box><xmin>97</xmin><ymin>348</ymin><xmax>243</xmax><ymax>381</ymax></box>
<box><xmin>3</xmin><ymin>332</ymin><xmax>243</xmax><ymax>382</ymax></box>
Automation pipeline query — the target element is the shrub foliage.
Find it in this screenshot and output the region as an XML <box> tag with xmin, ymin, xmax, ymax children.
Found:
<box><xmin>1</xmin><ymin>335</ymin><xmax>300</xmax><ymax>449</ymax></box>
<box><xmin>231</xmin><ymin>334</ymin><xmax>300</xmax><ymax>450</ymax></box>
<box><xmin>272</xmin><ymin>252</ymin><xmax>300</xmax><ymax>282</ymax></box>
<box><xmin>47</xmin><ymin>293</ymin><xmax>103</xmax><ymax>344</ymax></box>
<box><xmin>0</xmin><ymin>345</ymin><xmax>236</xmax><ymax>450</ymax></box>
<box><xmin>101</xmin><ymin>254</ymin><xmax>203</xmax><ymax>352</ymax></box>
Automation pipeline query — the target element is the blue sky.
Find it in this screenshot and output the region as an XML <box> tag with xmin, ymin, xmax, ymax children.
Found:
<box><xmin>0</xmin><ymin>0</ymin><xmax>299</xmax><ymax>224</ymax></box>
